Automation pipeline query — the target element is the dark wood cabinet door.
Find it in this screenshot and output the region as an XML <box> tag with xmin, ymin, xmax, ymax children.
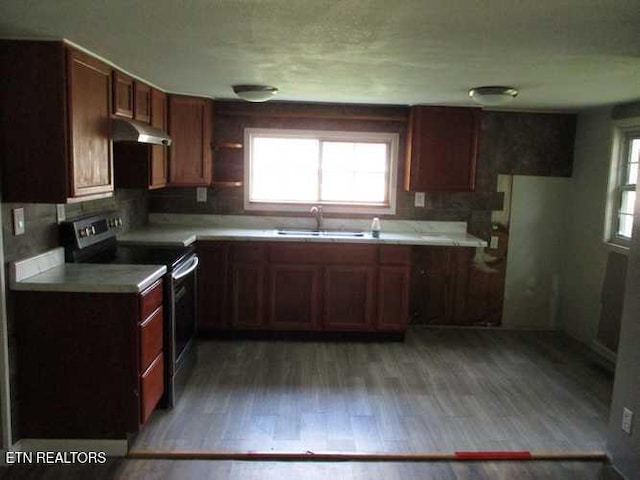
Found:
<box><xmin>411</xmin><ymin>247</ymin><xmax>453</xmax><ymax>324</ymax></box>
<box><xmin>323</xmin><ymin>266</ymin><xmax>375</xmax><ymax>330</ymax></box>
<box><xmin>377</xmin><ymin>266</ymin><xmax>410</xmax><ymax>331</ymax></box>
<box><xmin>231</xmin><ymin>264</ymin><xmax>265</xmax><ymax>329</ymax></box>
<box><xmin>150</xmin><ymin>88</ymin><xmax>168</xmax><ymax>188</ymax></box>
<box><xmin>405</xmin><ymin>106</ymin><xmax>479</xmax><ymax>192</ymax></box>
<box><xmin>198</xmin><ymin>243</ymin><xmax>229</xmax><ymax>332</ymax></box>
<box><xmin>410</xmin><ymin>246</ymin><xmax>482</xmax><ymax>326</ymax></box>
<box><xmin>134</xmin><ymin>81</ymin><xmax>151</xmax><ymax>123</ymax></box>
<box><xmin>68</xmin><ymin>49</ymin><xmax>113</xmax><ymax>198</ymax></box>
<box><xmin>268</xmin><ymin>264</ymin><xmax>320</xmax><ymax>330</ymax></box>
<box><xmin>112</xmin><ymin>71</ymin><xmax>134</xmax><ymax>118</ymax></box>
<box><xmin>449</xmin><ymin>247</ymin><xmax>472</xmax><ymax>324</ymax></box>
<box><xmin>168</xmin><ymin>95</ymin><xmax>212</xmax><ymax>186</ymax></box>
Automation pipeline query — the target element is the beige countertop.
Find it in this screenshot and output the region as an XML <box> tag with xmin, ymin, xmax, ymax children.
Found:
<box><xmin>118</xmin><ymin>223</ymin><xmax>487</xmax><ymax>248</ymax></box>
<box><xmin>10</xmin><ymin>248</ymin><xmax>167</xmax><ymax>294</ymax></box>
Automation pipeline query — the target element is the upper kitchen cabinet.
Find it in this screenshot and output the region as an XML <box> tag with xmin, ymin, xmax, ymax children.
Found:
<box><xmin>1</xmin><ymin>41</ymin><xmax>113</xmax><ymax>203</ymax></box>
<box><xmin>134</xmin><ymin>81</ymin><xmax>151</xmax><ymax>124</ymax></box>
<box><xmin>404</xmin><ymin>106</ymin><xmax>480</xmax><ymax>192</ymax></box>
<box><xmin>113</xmin><ymin>71</ymin><xmax>134</xmax><ymax>118</ymax></box>
<box><xmin>167</xmin><ymin>95</ymin><xmax>212</xmax><ymax>186</ymax></box>
<box><xmin>114</xmin><ymin>87</ymin><xmax>168</xmax><ymax>189</ymax></box>
<box><xmin>113</xmin><ymin>71</ymin><xmax>151</xmax><ymax>124</ymax></box>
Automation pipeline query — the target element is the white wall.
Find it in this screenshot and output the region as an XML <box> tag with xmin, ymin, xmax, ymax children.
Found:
<box><xmin>502</xmin><ymin>175</ymin><xmax>569</xmax><ymax>328</ymax></box>
<box><xmin>559</xmin><ymin>108</ymin><xmax>612</xmax><ymax>344</ymax></box>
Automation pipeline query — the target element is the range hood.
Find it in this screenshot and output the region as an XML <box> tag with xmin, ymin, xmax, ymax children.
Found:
<box><xmin>112</xmin><ymin>118</ymin><xmax>172</xmax><ymax>146</ymax></box>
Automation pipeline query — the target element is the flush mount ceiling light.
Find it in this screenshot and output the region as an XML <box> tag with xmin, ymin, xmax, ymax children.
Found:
<box><xmin>468</xmin><ymin>86</ymin><xmax>518</xmax><ymax>106</ymax></box>
<box><xmin>232</xmin><ymin>85</ymin><xmax>278</xmax><ymax>102</ymax></box>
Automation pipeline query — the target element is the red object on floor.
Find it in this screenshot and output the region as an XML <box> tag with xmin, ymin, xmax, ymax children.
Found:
<box><xmin>455</xmin><ymin>451</ymin><xmax>533</xmax><ymax>460</ymax></box>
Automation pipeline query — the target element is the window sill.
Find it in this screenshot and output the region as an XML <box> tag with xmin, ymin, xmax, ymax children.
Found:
<box><xmin>603</xmin><ymin>241</ymin><xmax>630</xmax><ymax>256</ymax></box>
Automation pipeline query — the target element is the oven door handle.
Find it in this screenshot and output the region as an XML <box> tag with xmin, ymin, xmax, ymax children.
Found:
<box><xmin>171</xmin><ymin>256</ymin><xmax>199</xmax><ymax>281</ymax></box>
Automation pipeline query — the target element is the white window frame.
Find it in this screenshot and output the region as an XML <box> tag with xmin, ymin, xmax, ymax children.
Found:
<box><xmin>243</xmin><ymin>128</ymin><xmax>399</xmax><ymax>214</ymax></box>
<box><xmin>605</xmin><ymin>119</ymin><xmax>640</xmax><ymax>250</ymax></box>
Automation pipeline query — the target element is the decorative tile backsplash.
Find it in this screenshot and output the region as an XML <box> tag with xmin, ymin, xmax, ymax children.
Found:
<box><xmin>2</xmin><ymin>188</ymin><xmax>149</xmax><ymax>264</ymax></box>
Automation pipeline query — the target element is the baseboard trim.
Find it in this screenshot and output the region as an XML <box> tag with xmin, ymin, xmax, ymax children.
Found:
<box><xmin>199</xmin><ymin>330</ymin><xmax>405</xmax><ymax>342</ymax></box>
<box><xmin>590</xmin><ymin>339</ymin><xmax>617</xmax><ymax>363</ymax></box>
<box><xmin>13</xmin><ymin>439</ymin><xmax>128</xmax><ymax>457</ymax></box>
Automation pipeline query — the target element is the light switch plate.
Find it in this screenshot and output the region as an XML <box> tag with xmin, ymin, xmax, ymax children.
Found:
<box><xmin>13</xmin><ymin>208</ymin><xmax>25</xmax><ymax>236</ymax></box>
<box><xmin>56</xmin><ymin>204</ymin><xmax>66</xmax><ymax>224</ymax></box>
<box><xmin>490</xmin><ymin>235</ymin><xmax>499</xmax><ymax>249</ymax></box>
<box><xmin>622</xmin><ymin>407</ymin><xmax>633</xmax><ymax>435</ymax></box>
<box><xmin>414</xmin><ymin>192</ymin><xmax>425</xmax><ymax>207</ymax></box>
<box><xmin>196</xmin><ymin>187</ymin><xmax>207</xmax><ymax>203</ymax></box>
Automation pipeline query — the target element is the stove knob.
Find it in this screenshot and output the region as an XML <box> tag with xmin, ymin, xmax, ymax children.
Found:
<box><xmin>116</xmin><ymin>218</ymin><xmax>123</xmax><ymax>227</ymax></box>
<box><xmin>78</xmin><ymin>228</ymin><xmax>87</xmax><ymax>238</ymax></box>
<box><xmin>90</xmin><ymin>226</ymin><xmax>96</xmax><ymax>236</ymax></box>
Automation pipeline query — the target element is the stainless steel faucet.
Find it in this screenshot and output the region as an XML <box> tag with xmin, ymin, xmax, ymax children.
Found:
<box><xmin>310</xmin><ymin>205</ymin><xmax>323</xmax><ymax>231</ymax></box>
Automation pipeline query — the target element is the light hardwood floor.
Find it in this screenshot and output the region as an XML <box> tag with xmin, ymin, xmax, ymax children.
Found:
<box><xmin>132</xmin><ymin>328</ymin><xmax>613</xmax><ymax>454</ymax></box>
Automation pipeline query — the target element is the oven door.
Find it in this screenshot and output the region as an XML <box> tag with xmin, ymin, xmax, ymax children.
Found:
<box><xmin>166</xmin><ymin>253</ymin><xmax>199</xmax><ymax>406</ymax></box>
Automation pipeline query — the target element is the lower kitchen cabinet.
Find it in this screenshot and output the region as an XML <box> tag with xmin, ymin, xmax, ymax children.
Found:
<box><xmin>197</xmin><ymin>243</ymin><xmax>229</xmax><ymax>332</ymax></box>
<box><xmin>197</xmin><ymin>241</ymin><xmax>411</xmax><ymax>334</ymax></box>
<box><xmin>231</xmin><ymin>263</ymin><xmax>266</xmax><ymax>328</ymax></box>
<box><xmin>323</xmin><ymin>265</ymin><xmax>375</xmax><ymax>330</ymax></box>
<box><xmin>411</xmin><ymin>246</ymin><xmax>497</xmax><ymax>325</ymax></box>
<box><xmin>197</xmin><ymin>241</ymin><xmax>495</xmax><ymax>331</ymax></box>
<box><xmin>268</xmin><ymin>264</ymin><xmax>321</xmax><ymax>330</ymax></box>
<box><xmin>14</xmin><ymin>280</ymin><xmax>164</xmax><ymax>439</ymax></box>
<box><xmin>377</xmin><ymin>266</ymin><xmax>410</xmax><ymax>330</ymax></box>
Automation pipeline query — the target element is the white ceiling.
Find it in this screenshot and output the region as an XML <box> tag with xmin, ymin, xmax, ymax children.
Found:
<box><xmin>2</xmin><ymin>0</ymin><xmax>640</xmax><ymax>110</ymax></box>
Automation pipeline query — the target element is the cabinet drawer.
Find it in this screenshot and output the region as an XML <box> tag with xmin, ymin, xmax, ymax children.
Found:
<box><xmin>379</xmin><ymin>246</ymin><xmax>411</xmax><ymax>265</ymax></box>
<box><xmin>140</xmin><ymin>353</ymin><xmax>164</xmax><ymax>424</ymax></box>
<box><xmin>140</xmin><ymin>280</ymin><xmax>163</xmax><ymax>320</ymax></box>
<box><xmin>140</xmin><ymin>307</ymin><xmax>163</xmax><ymax>372</ymax></box>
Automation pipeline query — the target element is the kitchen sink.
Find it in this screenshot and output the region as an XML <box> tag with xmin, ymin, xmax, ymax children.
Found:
<box><xmin>276</xmin><ymin>228</ymin><xmax>366</xmax><ymax>237</ymax></box>
<box><xmin>322</xmin><ymin>229</ymin><xmax>366</xmax><ymax>237</ymax></box>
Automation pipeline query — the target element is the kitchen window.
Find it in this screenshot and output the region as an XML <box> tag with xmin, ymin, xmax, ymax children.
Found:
<box><xmin>606</xmin><ymin>124</ymin><xmax>640</xmax><ymax>248</ymax></box>
<box><xmin>244</xmin><ymin>128</ymin><xmax>399</xmax><ymax>214</ymax></box>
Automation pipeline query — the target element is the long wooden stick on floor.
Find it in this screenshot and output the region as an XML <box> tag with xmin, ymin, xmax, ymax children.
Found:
<box><xmin>127</xmin><ymin>450</ymin><xmax>608</xmax><ymax>462</ymax></box>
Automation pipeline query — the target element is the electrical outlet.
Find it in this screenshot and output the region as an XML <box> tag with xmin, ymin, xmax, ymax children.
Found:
<box><xmin>56</xmin><ymin>204</ymin><xmax>66</xmax><ymax>223</ymax></box>
<box><xmin>622</xmin><ymin>407</ymin><xmax>633</xmax><ymax>435</ymax></box>
<box><xmin>12</xmin><ymin>208</ymin><xmax>25</xmax><ymax>236</ymax></box>
<box><xmin>196</xmin><ymin>187</ymin><xmax>207</xmax><ymax>203</ymax></box>
<box><xmin>414</xmin><ymin>192</ymin><xmax>425</xmax><ymax>207</ymax></box>
<box><xmin>490</xmin><ymin>235</ymin><xmax>499</xmax><ymax>249</ymax></box>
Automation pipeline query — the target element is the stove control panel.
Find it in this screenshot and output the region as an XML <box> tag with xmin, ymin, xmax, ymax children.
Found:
<box><xmin>77</xmin><ymin>216</ymin><xmax>122</xmax><ymax>238</ymax></box>
<box><xmin>60</xmin><ymin>211</ymin><xmax>124</xmax><ymax>258</ymax></box>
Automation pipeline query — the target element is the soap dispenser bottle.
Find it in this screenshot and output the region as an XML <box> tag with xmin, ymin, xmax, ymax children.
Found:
<box><xmin>371</xmin><ymin>217</ymin><xmax>381</xmax><ymax>238</ymax></box>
